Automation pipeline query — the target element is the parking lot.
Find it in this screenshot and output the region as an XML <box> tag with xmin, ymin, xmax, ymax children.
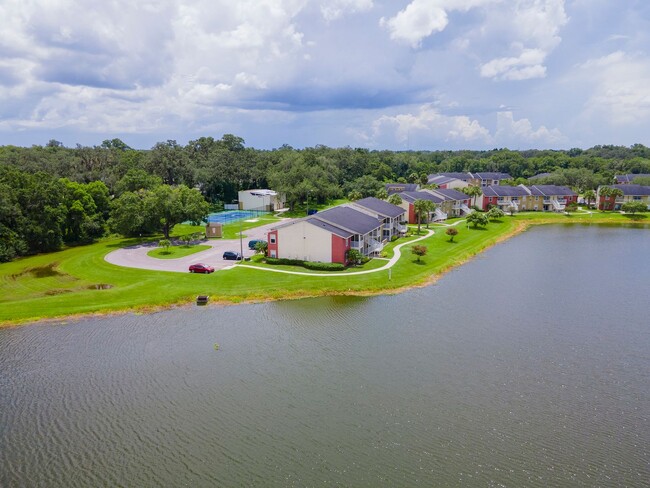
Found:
<box><xmin>104</xmin><ymin>221</ymin><xmax>281</xmax><ymax>273</ymax></box>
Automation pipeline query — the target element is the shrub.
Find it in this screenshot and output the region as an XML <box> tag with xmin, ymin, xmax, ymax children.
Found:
<box><xmin>264</xmin><ymin>257</ymin><xmax>345</xmax><ymax>271</ymax></box>
<box><xmin>303</xmin><ymin>262</ymin><xmax>345</xmax><ymax>271</ymax></box>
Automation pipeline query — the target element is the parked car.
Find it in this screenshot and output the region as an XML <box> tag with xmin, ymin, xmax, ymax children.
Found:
<box><xmin>189</xmin><ymin>263</ymin><xmax>214</xmax><ymax>273</ymax></box>
<box><xmin>223</xmin><ymin>251</ymin><xmax>243</xmax><ymax>260</ymax></box>
<box><xmin>248</xmin><ymin>239</ymin><xmax>266</xmax><ymax>250</ymax></box>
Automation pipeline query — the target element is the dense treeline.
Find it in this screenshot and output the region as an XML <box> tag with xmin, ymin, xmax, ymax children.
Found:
<box><xmin>2</xmin><ymin>135</ymin><xmax>650</xmax><ymax>262</ymax></box>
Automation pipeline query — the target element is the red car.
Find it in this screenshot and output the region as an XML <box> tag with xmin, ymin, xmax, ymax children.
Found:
<box><xmin>189</xmin><ymin>263</ymin><xmax>214</xmax><ymax>274</ymax></box>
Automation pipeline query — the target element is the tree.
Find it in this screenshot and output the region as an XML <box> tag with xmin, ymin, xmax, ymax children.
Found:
<box><xmin>632</xmin><ymin>176</ymin><xmax>650</xmax><ymax>186</ymax></box>
<box><xmin>413</xmin><ymin>199</ymin><xmax>433</xmax><ymax>234</ymax></box>
<box><xmin>158</xmin><ymin>239</ymin><xmax>171</xmax><ymax>252</ymax></box>
<box><xmin>466</xmin><ymin>212</ymin><xmax>489</xmax><ymax>228</ymax></box>
<box><xmin>461</xmin><ymin>185</ymin><xmax>483</xmax><ymax>207</ymax></box>
<box><xmin>598</xmin><ymin>186</ymin><xmax>612</xmax><ymax>209</ymax></box>
<box><xmin>446</xmin><ymin>227</ymin><xmax>458</xmax><ymax>242</ymax></box>
<box><xmin>254</xmin><ymin>240</ymin><xmax>269</xmax><ymax>255</ymax></box>
<box><xmin>115</xmin><ymin>168</ymin><xmax>162</xmax><ymax>196</ymax></box>
<box><xmin>387</xmin><ymin>194</ymin><xmax>402</xmax><ymax>205</ymax></box>
<box><xmin>109</xmin><ymin>184</ymin><xmax>209</xmax><ymax>238</ymax></box>
<box><xmin>621</xmin><ymin>201</ymin><xmax>647</xmax><ymax>214</ymax></box>
<box><xmin>346</xmin><ymin>248</ymin><xmax>362</xmax><ymax>266</ymax></box>
<box><xmin>487</xmin><ymin>207</ymin><xmax>505</xmax><ymax>221</ymax></box>
<box><xmin>348</xmin><ymin>190</ymin><xmax>363</xmax><ymax>201</ymax></box>
<box><xmin>419</xmin><ymin>173</ymin><xmax>429</xmax><ymax>186</ymax></box>
<box><xmin>582</xmin><ymin>190</ymin><xmax>596</xmax><ymax>208</ymax></box>
<box><xmin>411</xmin><ymin>244</ymin><xmax>427</xmax><ymax>262</ymax></box>
<box><xmin>375</xmin><ymin>188</ymin><xmax>388</xmax><ymax>200</ymax></box>
<box><xmin>599</xmin><ymin>187</ymin><xmax>623</xmax><ymax>210</ymax></box>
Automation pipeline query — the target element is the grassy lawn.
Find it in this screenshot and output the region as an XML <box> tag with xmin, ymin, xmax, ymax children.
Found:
<box><xmin>219</xmin><ymin>214</ymin><xmax>282</xmax><ymax>239</ymax></box>
<box><xmin>1</xmin><ymin>211</ymin><xmax>647</xmax><ymax>326</ymax></box>
<box><xmin>147</xmin><ymin>245</ymin><xmax>211</xmax><ymax>259</ymax></box>
<box><xmin>280</xmin><ymin>199</ymin><xmax>349</xmax><ymax>218</ymax></box>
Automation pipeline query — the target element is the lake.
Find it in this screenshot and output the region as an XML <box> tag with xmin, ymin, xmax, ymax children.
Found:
<box><xmin>1</xmin><ymin>224</ymin><xmax>648</xmax><ymax>487</ymax></box>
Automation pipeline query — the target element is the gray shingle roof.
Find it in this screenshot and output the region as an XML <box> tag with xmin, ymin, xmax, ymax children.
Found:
<box><xmin>316</xmin><ymin>206</ymin><xmax>382</xmax><ymax>234</ymax></box>
<box><xmin>354</xmin><ymin>197</ymin><xmax>405</xmax><ymax>218</ymax></box>
<box><xmin>306</xmin><ymin>218</ymin><xmax>353</xmax><ymax>238</ymax></box>
<box><xmin>471</xmin><ymin>172</ymin><xmax>512</xmax><ymax>180</ymax></box>
<box><xmin>529</xmin><ymin>185</ymin><xmax>577</xmax><ymax>197</ymax></box>
<box><xmin>482</xmin><ymin>185</ymin><xmax>530</xmax><ymax>197</ymax></box>
<box><xmin>430</xmin><ymin>188</ymin><xmax>469</xmax><ymax>201</ymax></box>
<box><xmin>438</xmin><ymin>172</ymin><xmax>471</xmax><ymax>180</ymax></box>
<box><xmin>385</xmin><ymin>183</ymin><xmax>418</xmax><ymax>195</ymax></box>
<box><xmin>428</xmin><ymin>175</ymin><xmax>461</xmax><ymax>185</ymax></box>
<box><xmin>602</xmin><ymin>184</ymin><xmax>650</xmax><ymax>196</ymax></box>
<box><xmin>399</xmin><ymin>191</ymin><xmax>444</xmax><ymax>204</ymax></box>
<box><xmin>614</xmin><ymin>174</ymin><xmax>650</xmax><ymax>183</ymax></box>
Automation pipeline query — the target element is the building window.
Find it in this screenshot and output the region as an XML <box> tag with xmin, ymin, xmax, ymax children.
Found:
<box><xmin>270</xmin><ymin>235</ymin><xmax>276</xmax><ymax>244</ymax></box>
<box><xmin>270</xmin><ymin>250</ymin><xmax>276</xmax><ymax>258</ymax></box>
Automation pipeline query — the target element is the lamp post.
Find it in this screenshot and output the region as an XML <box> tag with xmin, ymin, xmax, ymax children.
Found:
<box><xmin>238</xmin><ymin>201</ymin><xmax>243</xmax><ymax>260</ymax></box>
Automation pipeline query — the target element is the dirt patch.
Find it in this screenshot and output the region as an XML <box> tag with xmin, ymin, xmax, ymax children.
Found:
<box><xmin>44</xmin><ymin>289</ymin><xmax>74</xmax><ymax>296</ymax></box>
<box><xmin>88</xmin><ymin>284</ymin><xmax>114</xmax><ymax>290</ymax></box>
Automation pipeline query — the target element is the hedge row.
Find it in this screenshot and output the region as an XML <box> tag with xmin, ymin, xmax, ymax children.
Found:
<box><xmin>264</xmin><ymin>257</ymin><xmax>346</xmax><ymax>271</ymax></box>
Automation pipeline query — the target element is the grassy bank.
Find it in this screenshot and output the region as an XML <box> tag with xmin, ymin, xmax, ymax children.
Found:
<box><xmin>0</xmin><ymin>211</ymin><xmax>647</xmax><ymax>326</ymax></box>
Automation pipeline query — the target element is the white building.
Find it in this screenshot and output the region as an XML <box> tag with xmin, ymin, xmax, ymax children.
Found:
<box><xmin>238</xmin><ymin>189</ymin><xmax>285</xmax><ymax>211</ymax></box>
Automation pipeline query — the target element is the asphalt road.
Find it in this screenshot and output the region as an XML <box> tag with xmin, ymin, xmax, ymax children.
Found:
<box><xmin>104</xmin><ymin>220</ymin><xmax>283</xmax><ymax>273</ymax></box>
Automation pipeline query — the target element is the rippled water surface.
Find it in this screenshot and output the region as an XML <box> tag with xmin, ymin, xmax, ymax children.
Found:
<box><xmin>1</xmin><ymin>225</ymin><xmax>649</xmax><ymax>487</ymax></box>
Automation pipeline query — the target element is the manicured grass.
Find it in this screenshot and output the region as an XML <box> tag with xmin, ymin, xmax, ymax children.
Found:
<box><xmin>1</xmin><ymin>211</ymin><xmax>647</xmax><ymax>326</ymax></box>
<box><xmin>219</xmin><ymin>214</ymin><xmax>282</xmax><ymax>239</ymax></box>
<box><xmin>280</xmin><ymin>199</ymin><xmax>349</xmax><ymax>218</ymax></box>
<box><xmin>147</xmin><ymin>245</ymin><xmax>211</xmax><ymax>259</ymax></box>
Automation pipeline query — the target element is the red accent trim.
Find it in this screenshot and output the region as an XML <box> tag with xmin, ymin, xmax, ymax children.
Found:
<box><xmin>267</xmin><ymin>230</ymin><xmax>279</xmax><ymax>256</ymax></box>
<box><xmin>331</xmin><ymin>235</ymin><xmax>349</xmax><ymax>264</ymax></box>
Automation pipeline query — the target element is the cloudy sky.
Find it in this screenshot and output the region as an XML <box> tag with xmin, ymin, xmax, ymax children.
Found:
<box><xmin>1</xmin><ymin>0</ymin><xmax>649</xmax><ymax>150</ymax></box>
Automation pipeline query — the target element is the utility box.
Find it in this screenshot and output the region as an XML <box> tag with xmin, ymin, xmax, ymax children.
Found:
<box><xmin>205</xmin><ymin>222</ymin><xmax>222</xmax><ymax>238</ymax></box>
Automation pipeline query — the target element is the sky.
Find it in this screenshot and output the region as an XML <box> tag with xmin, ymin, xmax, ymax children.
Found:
<box><xmin>1</xmin><ymin>0</ymin><xmax>649</xmax><ymax>151</ymax></box>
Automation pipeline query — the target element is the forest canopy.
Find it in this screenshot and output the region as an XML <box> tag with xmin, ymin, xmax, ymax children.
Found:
<box><xmin>2</xmin><ymin>136</ymin><xmax>650</xmax><ymax>262</ymax></box>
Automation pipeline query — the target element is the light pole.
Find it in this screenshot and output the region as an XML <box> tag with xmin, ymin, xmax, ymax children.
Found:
<box><xmin>239</xmin><ymin>216</ymin><xmax>243</xmax><ymax>260</ymax></box>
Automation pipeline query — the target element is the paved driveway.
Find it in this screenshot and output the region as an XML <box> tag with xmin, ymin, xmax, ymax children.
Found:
<box><xmin>104</xmin><ymin>220</ymin><xmax>284</xmax><ymax>273</ymax></box>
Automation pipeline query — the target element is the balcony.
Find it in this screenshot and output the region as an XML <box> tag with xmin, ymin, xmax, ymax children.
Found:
<box><xmin>368</xmin><ymin>238</ymin><xmax>384</xmax><ymax>254</ymax></box>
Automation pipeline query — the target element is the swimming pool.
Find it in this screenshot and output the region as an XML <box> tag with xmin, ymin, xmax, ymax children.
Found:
<box><xmin>206</xmin><ymin>210</ymin><xmax>268</xmax><ymax>224</ymax></box>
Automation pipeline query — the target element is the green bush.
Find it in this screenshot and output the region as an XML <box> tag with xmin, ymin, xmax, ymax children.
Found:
<box><xmin>303</xmin><ymin>262</ymin><xmax>345</xmax><ymax>271</ymax></box>
<box><xmin>264</xmin><ymin>257</ymin><xmax>345</xmax><ymax>271</ymax></box>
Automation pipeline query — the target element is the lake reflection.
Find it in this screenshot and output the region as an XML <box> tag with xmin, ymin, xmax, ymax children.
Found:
<box><xmin>1</xmin><ymin>225</ymin><xmax>649</xmax><ymax>487</ymax></box>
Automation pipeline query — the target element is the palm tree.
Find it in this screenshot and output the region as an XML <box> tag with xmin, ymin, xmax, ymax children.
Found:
<box><xmin>461</xmin><ymin>185</ymin><xmax>483</xmax><ymax>208</ymax></box>
<box><xmin>583</xmin><ymin>189</ymin><xmax>596</xmax><ymax>208</ymax></box>
<box><xmin>413</xmin><ymin>199</ymin><xmax>432</xmax><ymax>234</ymax></box>
<box><xmin>599</xmin><ymin>187</ymin><xmax>623</xmax><ymax>210</ymax></box>
<box><xmin>598</xmin><ymin>186</ymin><xmax>612</xmax><ymax>209</ymax></box>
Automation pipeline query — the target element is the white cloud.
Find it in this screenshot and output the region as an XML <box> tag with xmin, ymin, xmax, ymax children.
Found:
<box><xmin>365</xmin><ymin>104</ymin><xmax>492</xmax><ymax>145</ymax></box>
<box><xmin>380</xmin><ymin>0</ymin><xmax>496</xmax><ymax>48</ymax></box>
<box><xmin>478</xmin><ymin>0</ymin><xmax>568</xmax><ymax>81</ymax></box>
<box><xmin>320</xmin><ymin>0</ymin><xmax>373</xmax><ymax>22</ymax></box>
<box><xmin>480</xmin><ymin>47</ymin><xmax>547</xmax><ymax>80</ymax></box>
<box><xmin>495</xmin><ymin>111</ymin><xmax>565</xmax><ymax>144</ymax></box>
<box><xmin>576</xmin><ymin>51</ymin><xmax>650</xmax><ymax>125</ymax></box>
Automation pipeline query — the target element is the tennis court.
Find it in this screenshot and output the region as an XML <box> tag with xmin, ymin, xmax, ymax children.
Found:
<box><xmin>207</xmin><ymin>210</ymin><xmax>269</xmax><ymax>224</ymax></box>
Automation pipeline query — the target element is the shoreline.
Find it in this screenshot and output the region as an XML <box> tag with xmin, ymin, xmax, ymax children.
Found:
<box><xmin>1</xmin><ymin>218</ymin><xmax>647</xmax><ymax>328</ymax></box>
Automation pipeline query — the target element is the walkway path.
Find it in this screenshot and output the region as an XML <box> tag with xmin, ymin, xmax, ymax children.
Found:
<box><xmin>238</xmin><ymin>229</ymin><xmax>434</xmax><ymax>277</ymax></box>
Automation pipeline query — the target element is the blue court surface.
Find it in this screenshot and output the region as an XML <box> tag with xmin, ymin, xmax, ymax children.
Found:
<box><xmin>206</xmin><ymin>210</ymin><xmax>267</xmax><ymax>224</ymax></box>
